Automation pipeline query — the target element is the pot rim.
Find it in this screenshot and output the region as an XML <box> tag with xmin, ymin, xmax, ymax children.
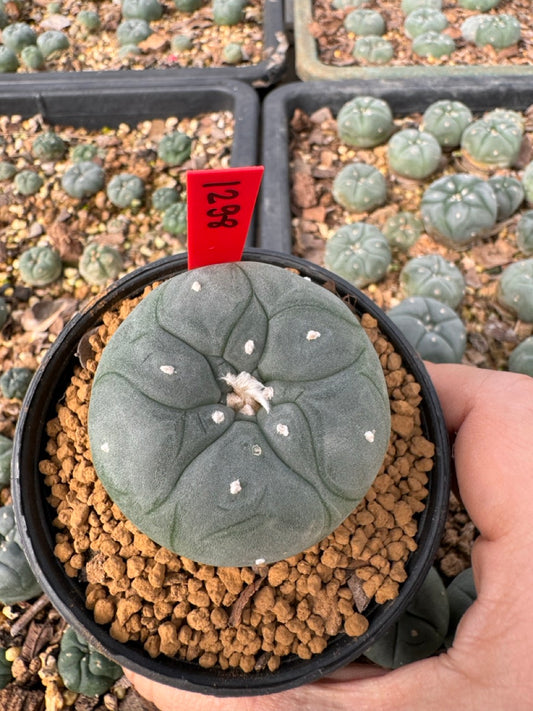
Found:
<box><xmin>12</xmin><ymin>248</ymin><xmax>450</xmax><ymax>697</ymax></box>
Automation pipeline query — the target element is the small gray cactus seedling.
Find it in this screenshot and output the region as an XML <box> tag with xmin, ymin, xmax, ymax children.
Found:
<box><xmin>352</xmin><ymin>35</ymin><xmax>394</xmax><ymax>64</ymax></box>
<box><xmin>121</xmin><ymin>0</ymin><xmax>163</xmax><ymax>21</ymax></box>
<box><xmin>2</xmin><ymin>22</ymin><xmax>37</xmax><ymax>52</ymax></box>
<box><xmin>32</xmin><ymin>131</ymin><xmax>67</xmax><ymax>161</ymax></box>
<box><xmin>324</xmin><ymin>222</ymin><xmax>391</xmax><ymax>288</ymax></box>
<box><xmin>157</xmin><ymin>131</ymin><xmax>192</xmax><ymax>166</ymax></box>
<box><xmin>404</xmin><ymin>8</ymin><xmax>448</xmax><ymax>39</ymax></box>
<box><xmin>0</xmin><ymin>504</ymin><xmax>42</xmax><ymax>605</ymax></box>
<box><xmin>484</xmin><ymin>108</ymin><xmax>525</xmax><ymax>131</ymax></box>
<box><xmin>36</xmin><ymin>30</ymin><xmax>70</xmax><ymax>58</ymax></box>
<box><xmin>522</xmin><ymin>162</ymin><xmax>533</xmax><ymax>206</ymax></box>
<box><xmin>458</xmin><ymin>0</ymin><xmax>500</xmax><ymax>8</ymax></box>
<box><xmin>0</xmin><ymin>367</ymin><xmax>35</xmax><ymax>400</ymax></box>
<box><xmin>412</xmin><ymin>31</ymin><xmax>456</xmax><ymax>58</ymax></box>
<box><xmin>171</xmin><ymin>34</ymin><xmax>194</xmax><ymax>51</ymax></box>
<box><xmin>421</xmin><ymin>100</ymin><xmax>473</xmax><ymax>150</ymax></box>
<box><xmin>382</xmin><ymin>211</ymin><xmax>424</xmax><ymax>252</ymax></box>
<box><xmin>332</xmin><ymin>162</ymin><xmax>388</xmax><ymax>213</ymax></box>
<box><xmin>0</xmin><ymin>46</ymin><xmax>18</xmax><ymax>72</ymax></box>
<box><xmin>71</xmin><ymin>144</ymin><xmax>99</xmax><ymax>163</ymax></box>
<box><xmin>79</xmin><ymin>243</ymin><xmax>123</xmax><ymax>286</ymax></box>
<box><xmin>151</xmin><ymin>186</ymin><xmax>180</xmax><ymax>212</ymax></box>
<box><xmin>387</xmin><ymin>128</ymin><xmax>442</xmax><ymax>180</ymax></box>
<box><xmin>401</xmin><ymin>0</ymin><xmax>442</xmax><ymax>13</ymax></box>
<box><xmin>107</xmin><ymin>173</ymin><xmax>145</xmax><ymax>209</ymax></box>
<box><xmin>474</xmin><ymin>15</ymin><xmax>521</xmax><ymax>50</ymax></box>
<box><xmin>387</xmin><ymin>296</ymin><xmax>467</xmax><ymax>363</ymax></box>
<box><xmin>14</xmin><ymin>170</ymin><xmax>43</xmax><ymax>196</ymax></box>
<box><xmin>61</xmin><ymin>161</ymin><xmax>105</xmax><ymax>199</ymax></box>
<box><xmin>58</xmin><ymin>627</ymin><xmax>123</xmax><ymax>697</ymax></box>
<box><xmin>173</xmin><ymin>0</ymin><xmax>202</xmax><ymax>11</ymax></box>
<box><xmin>420</xmin><ymin>173</ymin><xmax>498</xmax><ymax>248</ymax></box>
<box><xmin>487</xmin><ymin>175</ymin><xmax>524</xmax><ymax>221</ymax></box>
<box><xmin>516</xmin><ymin>211</ymin><xmax>533</xmax><ymax>256</ymax></box>
<box><xmin>336</xmin><ymin>96</ymin><xmax>394</xmax><ymax>149</ymax></box>
<box><xmin>18</xmin><ymin>244</ymin><xmax>62</xmax><ymax>286</ymax></box>
<box><xmin>344</xmin><ymin>9</ymin><xmax>386</xmax><ymax>36</ymax></box>
<box><xmin>162</xmin><ymin>201</ymin><xmax>187</xmax><ymax>235</ymax></box>
<box><xmin>460</xmin><ymin>15</ymin><xmax>486</xmax><ymax>43</ymax></box>
<box><xmin>498</xmin><ymin>258</ymin><xmax>533</xmax><ymax>323</ymax></box>
<box><xmin>0</xmin><ymin>435</ymin><xmax>12</xmax><ymax>487</ymax></box>
<box><xmin>508</xmin><ymin>336</ymin><xmax>533</xmax><ymax>377</ymax></box>
<box><xmin>332</xmin><ymin>0</ymin><xmax>367</xmax><ymax>8</ymax></box>
<box><xmin>400</xmin><ymin>254</ymin><xmax>465</xmax><ymax>309</ymax></box>
<box><xmin>445</xmin><ymin>567</ymin><xmax>476</xmax><ymax>648</ymax></box>
<box><xmin>77</xmin><ymin>9</ymin><xmax>101</xmax><ymax>31</ymax></box>
<box><xmin>0</xmin><ymin>162</ymin><xmax>16</xmax><ymax>180</ymax></box>
<box><xmin>20</xmin><ymin>45</ymin><xmax>45</xmax><ymax>69</ymax></box>
<box><xmin>213</xmin><ymin>0</ymin><xmax>246</xmax><ymax>26</ymax></box>
<box><xmin>461</xmin><ymin>116</ymin><xmax>523</xmax><ymax>170</ymax></box>
<box><xmin>116</xmin><ymin>18</ymin><xmax>153</xmax><ymax>45</ymax></box>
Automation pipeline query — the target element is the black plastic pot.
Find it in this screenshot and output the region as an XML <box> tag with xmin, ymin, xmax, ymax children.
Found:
<box><xmin>12</xmin><ymin>249</ymin><xmax>450</xmax><ymax>697</ymax></box>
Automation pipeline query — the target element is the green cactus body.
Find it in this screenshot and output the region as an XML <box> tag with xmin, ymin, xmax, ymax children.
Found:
<box><xmin>516</xmin><ymin>211</ymin><xmax>533</xmax><ymax>256</ymax></box>
<box><xmin>324</xmin><ymin>223</ymin><xmax>392</xmax><ymax>288</ymax></box>
<box><xmin>508</xmin><ymin>336</ymin><xmax>533</xmax><ymax>377</ymax></box>
<box><xmin>474</xmin><ymin>15</ymin><xmax>521</xmax><ymax>50</ymax></box>
<box><xmin>118</xmin><ymin>43</ymin><xmax>142</xmax><ymax>58</ymax></box>
<box><xmin>88</xmin><ymin>262</ymin><xmax>391</xmax><ymax>567</ymax></box>
<box><xmin>62</xmin><ymin>161</ymin><xmax>105</xmax><ymax>199</ymax></box>
<box><xmin>460</xmin><ymin>15</ymin><xmax>485</xmax><ymax>43</ymax></box>
<box><xmin>344</xmin><ymin>9</ymin><xmax>386</xmax><ymax>36</ymax></box>
<box><xmin>352</xmin><ymin>35</ymin><xmax>394</xmax><ymax>64</ymax></box>
<box><xmin>121</xmin><ymin>0</ymin><xmax>163</xmax><ymax>21</ymax></box>
<box><xmin>0</xmin><ymin>504</ymin><xmax>42</xmax><ymax>604</ymax></box>
<box><xmin>0</xmin><ymin>7</ymin><xmax>8</xmax><ymax>29</ymax></box>
<box><xmin>116</xmin><ymin>18</ymin><xmax>152</xmax><ymax>45</ymax></box>
<box><xmin>36</xmin><ymin>30</ymin><xmax>70</xmax><ymax>58</ymax></box>
<box><xmin>420</xmin><ymin>173</ymin><xmax>498</xmax><ymax>248</ymax></box>
<box><xmin>421</xmin><ymin>100</ymin><xmax>473</xmax><ymax>150</ymax></box>
<box><xmin>332</xmin><ymin>0</ymin><xmax>367</xmax><ymax>8</ymax></box>
<box><xmin>14</xmin><ymin>170</ymin><xmax>43</xmax><ymax>196</ymax></box>
<box><xmin>332</xmin><ymin>162</ymin><xmax>388</xmax><ymax>213</ymax></box>
<box><xmin>2</xmin><ymin>22</ymin><xmax>37</xmax><ymax>52</ymax></box>
<box><xmin>404</xmin><ymin>8</ymin><xmax>448</xmax><ymax>39</ymax></box>
<box><xmin>0</xmin><ymin>434</ymin><xmax>12</xmax><ymax>487</ymax></box>
<box><xmin>32</xmin><ymin>131</ymin><xmax>67</xmax><ymax>161</ymax></box>
<box><xmin>498</xmin><ymin>258</ymin><xmax>533</xmax><ymax>322</ymax></box>
<box><xmin>382</xmin><ymin>211</ymin><xmax>424</xmax><ymax>252</ymax></box>
<box><xmin>458</xmin><ymin>0</ymin><xmax>499</xmax><ymax>8</ymax></box>
<box><xmin>522</xmin><ymin>162</ymin><xmax>533</xmax><ymax>206</ymax></box>
<box><xmin>0</xmin><ymin>367</ymin><xmax>34</xmax><ymax>399</ymax></box>
<box><xmin>71</xmin><ymin>144</ymin><xmax>99</xmax><ymax>163</ymax></box>
<box><xmin>412</xmin><ymin>31</ymin><xmax>456</xmax><ymax>58</ymax></box>
<box><xmin>171</xmin><ymin>33</ymin><xmax>194</xmax><ymax>51</ymax></box>
<box><xmin>157</xmin><ymin>131</ymin><xmax>192</xmax><ymax>166</ymax></box>
<box><xmin>337</xmin><ymin>96</ymin><xmax>394</xmax><ymax>149</ymax></box>
<box><xmin>387</xmin><ymin>296</ymin><xmax>467</xmax><ymax>363</ymax></box>
<box><xmin>364</xmin><ymin>567</ymin><xmax>449</xmax><ymax>668</ymax></box>
<box><xmin>106</xmin><ymin>173</ymin><xmax>145</xmax><ymax>209</ymax></box>
<box><xmin>162</xmin><ymin>201</ymin><xmax>187</xmax><ymax>235</ymax></box>
<box><xmin>0</xmin><ymin>648</ymin><xmax>11</xmax><ymax>690</ymax></box>
<box><xmin>445</xmin><ymin>568</ymin><xmax>476</xmax><ymax>648</ymax></box>
<box><xmin>79</xmin><ymin>243</ymin><xmax>123</xmax><ymax>286</ymax></box>
<box><xmin>57</xmin><ymin>627</ymin><xmax>123</xmax><ymax>697</ymax></box>
<box><xmin>19</xmin><ymin>244</ymin><xmax>62</xmax><ymax>286</ymax></box>
<box><xmin>461</xmin><ymin>117</ymin><xmax>523</xmax><ymax>170</ymax></box>
<box><xmin>0</xmin><ymin>161</ymin><xmax>16</xmax><ymax>180</ymax></box>
<box><xmin>387</xmin><ymin>128</ymin><xmax>442</xmax><ymax>180</ymax></box>
<box><xmin>152</xmin><ymin>186</ymin><xmax>179</xmax><ymax>211</ymax></box>
<box><xmin>77</xmin><ymin>9</ymin><xmax>101</xmax><ymax>31</ymax></box>
<box><xmin>0</xmin><ymin>297</ymin><xmax>8</xmax><ymax>329</ymax></box>
<box><xmin>173</xmin><ymin>0</ymin><xmax>202</xmax><ymax>11</ymax></box>
<box><xmin>484</xmin><ymin>108</ymin><xmax>525</xmax><ymax>132</ymax></box>
<box><xmin>401</xmin><ymin>0</ymin><xmax>442</xmax><ymax>13</ymax></box>
<box><xmin>20</xmin><ymin>45</ymin><xmax>45</xmax><ymax>69</ymax></box>
<box><xmin>400</xmin><ymin>254</ymin><xmax>465</xmax><ymax>309</ymax></box>
<box><xmin>222</xmin><ymin>41</ymin><xmax>243</xmax><ymax>64</ymax></box>
<box><xmin>487</xmin><ymin>175</ymin><xmax>524</xmax><ymax>220</ymax></box>
<box><xmin>213</xmin><ymin>0</ymin><xmax>245</xmax><ymax>26</ymax></box>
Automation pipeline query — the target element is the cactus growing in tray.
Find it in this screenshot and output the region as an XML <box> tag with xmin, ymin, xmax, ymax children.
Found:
<box><xmin>420</xmin><ymin>173</ymin><xmax>498</xmax><ymax>248</ymax></box>
<box><xmin>151</xmin><ymin>186</ymin><xmax>180</xmax><ymax>212</ymax></box>
<box><xmin>522</xmin><ymin>162</ymin><xmax>533</xmax><ymax>207</ymax></box>
<box><xmin>401</xmin><ymin>0</ymin><xmax>442</xmax><ymax>13</ymax></box>
<box><xmin>387</xmin><ymin>129</ymin><xmax>442</xmax><ymax>181</ymax></box>
<box><xmin>0</xmin><ymin>434</ymin><xmax>12</xmax><ymax>487</ymax></box>
<box><xmin>516</xmin><ymin>211</ymin><xmax>533</xmax><ymax>256</ymax></box>
<box><xmin>404</xmin><ymin>8</ymin><xmax>448</xmax><ymax>39</ymax></box>
<box><xmin>2</xmin><ymin>22</ymin><xmax>37</xmax><ymax>52</ymax></box>
<box><xmin>332</xmin><ymin>0</ymin><xmax>368</xmax><ymax>8</ymax></box>
<box><xmin>121</xmin><ymin>0</ymin><xmax>163</xmax><ymax>21</ymax></box>
<box><xmin>473</xmin><ymin>15</ymin><xmax>521</xmax><ymax>50</ymax></box>
<box><xmin>337</xmin><ymin>96</ymin><xmax>394</xmax><ymax>149</ymax></box>
<box><xmin>0</xmin><ymin>367</ymin><xmax>35</xmax><ymax>400</ymax></box>
<box><xmin>79</xmin><ymin>243</ymin><xmax>124</xmax><ymax>286</ymax></box>
<box><xmin>488</xmin><ymin>175</ymin><xmax>524</xmax><ymax>221</ymax></box>
<box><xmin>332</xmin><ymin>162</ymin><xmax>388</xmax><ymax>213</ymax></box>
<box><xmin>20</xmin><ymin>45</ymin><xmax>45</xmax><ymax>70</ymax></box>
<box><xmin>71</xmin><ymin>144</ymin><xmax>99</xmax><ymax>163</ymax></box>
<box><xmin>508</xmin><ymin>336</ymin><xmax>533</xmax><ymax>377</ymax></box>
<box><xmin>412</xmin><ymin>31</ymin><xmax>456</xmax><ymax>59</ymax></box>
<box><xmin>162</xmin><ymin>201</ymin><xmax>187</xmax><ymax>235</ymax></box>
<box><xmin>173</xmin><ymin>0</ymin><xmax>202</xmax><ymax>11</ymax></box>
<box><xmin>213</xmin><ymin>0</ymin><xmax>246</xmax><ymax>26</ymax></box>
<box><xmin>18</xmin><ymin>245</ymin><xmax>62</xmax><ymax>287</ymax></box>
<box><xmin>421</xmin><ymin>100</ymin><xmax>473</xmax><ymax>150</ymax></box>
<box><xmin>62</xmin><ymin>161</ymin><xmax>105</xmax><ymax>199</ymax></box>
<box><xmin>460</xmin><ymin>116</ymin><xmax>523</xmax><ymax>170</ymax></box>
<box><xmin>344</xmin><ymin>9</ymin><xmax>386</xmax><ymax>36</ymax></box>
<box><xmin>484</xmin><ymin>108</ymin><xmax>525</xmax><ymax>131</ymax></box>
<box><xmin>0</xmin><ymin>504</ymin><xmax>42</xmax><ymax>605</ymax></box>
<box><xmin>0</xmin><ymin>46</ymin><xmax>18</xmax><ymax>72</ymax></box>
<box><xmin>57</xmin><ymin>627</ymin><xmax>123</xmax><ymax>697</ymax></box>
<box><xmin>387</xmin><ymin>296</ymin><xmax>467</xmax><ymax>363</ymax></box>
<box><xmin>77</xmin><ymin>9</ymin><xmax>101</xmax><ymax>32</ymax></box>
<box><xmin>498</xmin><ymin>258</ymin><xmax>533</xmax><ymax>323</ymax></box>
<box><xmin>36</xmin><ymin>30</ymin><xmax>70</xmax><ymax>58</ymax></box>
<box><xmin>116</xmin><ymin>18</ymin><xmax>153</xmax><ymax>46</ymax></box>
<box><xmin>382</xmin><ymin>212</ymin><xmax>424</xmax><ymax>252</ymax></box>
<box><xmin>400</xmin><ymin>254</ymin><xmax>465</xmax><ymax>309</ymax></box>
<box><xmin>88</xmin><ymin>261</ymin><xmax>391</xmax><ymax>567</ymax></box>
<box><xmin>0</xmin><ymin>162</ymin><xmax>16</xmax><ymax>180</ymax></box>
<box><xmin>324</xmin><ymin>222</ymin><xmax>392</xmax><ymax>288</ymax></box>
<box><xmin>32</xmin><ymin>131</ymin><xmax>67</xmax><ymax>161</ymax></box>
<box><xmin>171</xmin><ymin>33</ymin><xmax>194</xmax><ymax>51</ymax></box>
<box><xmin>223</xmin><ymin>41</ymin><xmax>244</xmax><ymax>64</ymax></box>
<box><xmin>14</xmin><ymin>170</ymin><xmax>44</xmax><ymax>196</ymax></box>
<box><xmin>458</xmin><ymin>0</ymin><xmax>500</xmax><ymax>8</ymax></box>
<box><xmin>445</xmin><ymin>567</ymin><xmax>476</xmax><ymax>648</ymax></box>
<box><xmin>352</xmin><ymin>35</ymin><xmax>394</xmax><ymax>65</ymax></box>
<box><xmin>106</xmin><ymin>173</ymin><xmax>145</xmax><ymax>209</ymax></box>
<box><xmin>157</xmin><ymin>131</ymin><xmax>192</xmax><ymax>166</ymax></box>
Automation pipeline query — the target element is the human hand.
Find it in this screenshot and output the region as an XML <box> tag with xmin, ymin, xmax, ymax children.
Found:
<box><xmin>126</xmin><ymin>363</ymin><xmax>533</xmax><ymax>711</ymax></box>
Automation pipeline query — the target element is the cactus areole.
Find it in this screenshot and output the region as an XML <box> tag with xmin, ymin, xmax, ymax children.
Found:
<box><xmin>88</xmin><ymin>262</ymin><xmax>391</xmax><ymax>567</ymax></box>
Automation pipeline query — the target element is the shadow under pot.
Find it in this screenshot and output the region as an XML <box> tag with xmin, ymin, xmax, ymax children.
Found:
<box><xmin>12</xmin><ymin>248</ymin><xmax>450</xmax><ymax>697</ymax></box>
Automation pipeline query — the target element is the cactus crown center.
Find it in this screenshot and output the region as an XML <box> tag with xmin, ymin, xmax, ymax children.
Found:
<box><xmin>222</xmin><ymin>371</ymin><xmax>273</xmax><ymax>415</ymax></box>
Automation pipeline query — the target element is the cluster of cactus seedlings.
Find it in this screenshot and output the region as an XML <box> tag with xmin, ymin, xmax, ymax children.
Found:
<box><xmin>0</xmin><ymin>19</ymin><xmax>70</xmax><ymax>72</ymax></box>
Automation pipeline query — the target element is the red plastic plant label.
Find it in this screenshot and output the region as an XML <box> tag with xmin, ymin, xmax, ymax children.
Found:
<box><xmin>186</xmin><ymin>165</ymin><xmax>264</xmax><ymax>269</ymax></box>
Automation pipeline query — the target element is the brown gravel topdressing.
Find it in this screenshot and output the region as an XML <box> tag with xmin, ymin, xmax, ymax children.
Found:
<box><xmin>38</xmin><ymin>278</ymin><xmax>434</xmax><ymax>674</ymax></box>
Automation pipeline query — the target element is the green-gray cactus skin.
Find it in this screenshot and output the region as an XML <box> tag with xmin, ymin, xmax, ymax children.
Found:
<box><xmin>36</xmin><ymin>30</ymin><xmax>70</xmax><ymax>58</ymax></box>
<box><xmin>387</xmin><ymin>296</ymin><xmax>467</xmax><ymax>363</ymax></box>
<box><xmin>522</xmin><ymin>162</ymin><xmax>533</xmax><ymax>206</ymax></box>
<box><xmin>400</xmin><ymin>254</ymin><xmax>465</xmax><ymax>309</ymax></box>
<box><xmin>18</xmin><ymin>245</ymin><xmax>62</xmax><ymax>287</ymax></box>
<box><xmin>121</xmin><ymin>0</ymin><xmax>163</xmax><ymax>21</ymax></box>
<box><xmin>0</xmin><ymin>45</ymin><xmax>18</xmax><ymax>72</ymax></box>
<box><xmin>382</xmin><ymin>212</ymin><xmax>424</xmax><ymax>252</ymax></box>
<box><xmin>58</xmin><ymin>627</ymin><xmax>123</xmax><ymax>697</ymax></box>
<box><xmin>2</xmin><ymin>22</ymin><xmax>37</xmax><ymax>52</ymax></box>
<box><xmin>151</xmin><ymin>186</ymin><xmax>180</xmax><ymax>212</ymax></box>
<box><xmin>332</xmin><ymin>162</ymin><xmax>388</xmax><ymax>213</ymax></box>
<box><xmin>79</xmin><ymin>243</ymin><xmax>123</xmax><ymax>286</ymax></box>
<box><xmin>71</xmin><ymin>144</ymin><xmax>99</xmax><ymax>163</ymax></box>
<box><xmin>162</xmin><ymin>201</ymin><xmax>187</xmax><ymax>235</ymax></box>
<box><xmin>516</xmin><ymin>211</ymin><xmax>533</xmax><ymax>256</ymax></box>
<box><xmin>387</xmin><ymin>129</ymin><xmax>442</xmax><ymax>180</ymax></box>
<box><xmin>401</xmin><ymin>0</ymin><xmax>441</xmax><ymax>13</ymax></box>
<box><xmin>20</xmin><ymin>45</ymin><xmax>45</xmax><ymax>69</ymax></box>
<box><xmin>412</xmin><ymin>31</ymin><xmax>456</xmax><ymax>58</ymax></box>
<box><xmin>460</xmin><ymin>15</ymin><xmax>485</xmax><ymax>43</ymax></box>
<box><xmin>420</xmin><ymin>173</ymin><xmax>498</xmax><ymax>248</ymax></box>
<box><xmin>32</xmin><ymin>131</ymin><xmax>67</xmax><ymax>161</ymax></box>
<box><xmin>106</xmin><ymin>173</ymin><xmax>145</xmax><ymax>209</ymax></box>
<box><xmin>0</xmin><ymin>297</ymin><xmax>9</xmax><ymax>329</ymax></box>
<box><xmin>336</xmin><ymin>96</ymin><xmax>394</xmax><ymax>149</ymax></box>
<box><xmin>116</xmin><ymin>18</ymin><xmax>152</xmax><ymax>45</ymax></box>
<box><xmin>157</xmin><ymin>131</ymin><xmax>192</xmax><ymax>166</ymax></box>
<box><xmin>498</xmin><ymin>259</ymin><xmax>533</xmax><ymax>323</ymax></box>
<box><xmin>508</xmin><ymin>336</ymin><xmax>533</xmax><ymax>377</ymax></box>
<box><xmin>222</xmin><ymin>41</ymin><xmax>243</xmax><ymax>64</ymax></box>
<box><xmin>14</xmin><ymin>170</ymin><xmax>44</xmax><ymax>196</ymax></box>
<box><xmin>458</xmin><ymin>0</ymin><xmax>499</xmax><ymax>8</ymax></box>
<box><xmin>445</xmin><ymin>567</ymin><xmax>476</xmax><ymax>648</ymax></box>
<box><xmin>461</xmin><ymin>116</ymin><xmax>523</xmax><ymax>170</ymax></box>
<box><xmin>0</xmin><ymin>7</ymin><xmax>8</xmax><ymax>29</ymax></box>
<box><xmin>484</xmin><ymin>108</ymin><xmax>525</xmax><ymax>132</ymax></box>
<box><xmin>0</xmin><ymin>161</ymin><xmax>16</xmax><ymax>180</ymax></box>
<box><xmin>0</xmin><ymin>434</ymin><xmax>12</xmax><ymax>487</ymax></box>
<box><xmin>332</xmin><ymin>0</ymin><xmax>367</xmax><ymax>8</ymax></box>
<box><xmin>171</xmin><ymin>33</ymin><xmax>194</xmax><ymax>51</ymax></box>
<box><xmin>344</xmin><ymin>9</ymin><xmax>386</xmax><ymax>36</ymax></box>
<box><xmin>61</xmin><ymin>161</ymin><xmax>105</xmax><ymax>199</ymax></box>
<box><xmin>487</xmin><ymin>175</ymin><xmax>524</xmax><ymax>221</ymax></box>
<box><xmin>421</xmin><ymin>100</ymin><xmax>473</xmax><ymax>150</ymax></box>
<box><xmin>212</xmin><ymin>0</ymin><xmax>245</xmax><ymax>26</ymax></box>
<box><xmin>0</xmin><ymin>647</ymin><xmax>11</xmax><ymax>690</ymax></box>
<box><xmin>352</xmin><ymin>35</ymin><xmax>394</xmax><ymax>64</ymax></box>
<box><xmin>364</xmin><ymin>567</ymin><xmax>449</xmax><ymax>668</ymax></box>
<box><xmin>0</xmin><ymin>367</ymin><xmax>34</xmax><ymax>400</ymax></box>
<box><xmin>404</xmin><ymin>8</ymin><xmax>448</xmax><ymax>39</ymax></box>
<box><xmin>474</xmin><ymin>15</ymin><xmax>521</xmax><ymax>50</ymax></box>
<box><xmin>324</xmin><ymin>223</ymin><xmax>392</xmax><ymax>288</ymax></box>
<box><xmin>77</xmin><ymin>9</ymin><xmax>101</xmax><ymax>31</ymax></box>
<box><xmin>0</xmin><ymin>504</ymin><xmax>42</xmax><ymax>605</ymax></box>
<box><xmin>173</xmin><ymin>0</ymin><xmax>202</xmax><ymax>11</ymax></box>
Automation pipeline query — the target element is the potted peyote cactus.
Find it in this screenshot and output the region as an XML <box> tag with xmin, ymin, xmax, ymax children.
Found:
<box><xmin>12</xmin><ymin>249</ymin><xmax>450</xmax><ymax>696</ymax></box>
